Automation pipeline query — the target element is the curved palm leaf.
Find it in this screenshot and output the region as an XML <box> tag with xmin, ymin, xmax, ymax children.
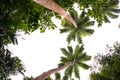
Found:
<box><xmin>60</xmin><ymin>9</ymin><xmax>94</xmax><ymax>44</ymax></box>
<box><xmin>59</xmin><ymin>45</ymin><xmax>91</xmax><ymax>79</ymax></box>
<box><xmin>103</xmin><ymin>0</ymin><xmax>120</xmax><ymax>23</ymax></box>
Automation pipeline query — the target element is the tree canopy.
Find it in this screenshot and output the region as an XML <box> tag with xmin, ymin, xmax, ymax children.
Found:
<box><xmin>90</xmin><ymin>42</ymin><xmax>120</xmax><ymax>80</ymax></box>
<box><xmin>0</xmin><ymin>0</ymin><xmax>120</xmax><ymax>80</ymax></box>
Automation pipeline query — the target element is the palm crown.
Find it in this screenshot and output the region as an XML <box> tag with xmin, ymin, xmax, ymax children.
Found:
<box><xmin>58</xmin><ymin>45</ymin><xmax>91</xmax><ymax>80</ymax></box>
<box><xmin>60</xmin><ymin>9</ymin><xmax>94</xmax><ymax>44</ymax></box>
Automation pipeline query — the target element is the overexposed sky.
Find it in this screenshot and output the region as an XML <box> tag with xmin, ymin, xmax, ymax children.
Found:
<box><xmin>9</xmin><ymin>7</ymin><xmax>120</xmax><ymax>80</ymax></box>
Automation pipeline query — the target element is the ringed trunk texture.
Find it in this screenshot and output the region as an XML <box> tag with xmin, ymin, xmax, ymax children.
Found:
<box><xmin>32</xmin><ymin>0</ymin><xmax>77</xmax><ymax>28</ymax></box>
<box><xmin>34</xmin><ymin>62</ymin><xmax>73</xmax><ymax>80</ymax></box>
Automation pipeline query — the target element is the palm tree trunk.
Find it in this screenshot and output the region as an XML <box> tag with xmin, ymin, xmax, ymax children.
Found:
<box><xmin>34</xmin><ymin>62</ymin><xmax>74</xmax><ymax>80</ymax></box>
<box><xmin>32</xmin><ymin>0</ymin><xmax>77</xmax><ymax>28</ymax></box>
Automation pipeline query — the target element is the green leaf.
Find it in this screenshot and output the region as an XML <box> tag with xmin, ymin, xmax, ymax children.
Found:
<box><xmin>67</xmin><ymin>46</ymin><xmax>73</xmax><ymax>54</ymax></box>
<box><xmin>61</xmin><ymin>48</ymin><xmax>70</xmax><ymax>57</ymax></box>
<box><xmin>55</xmin><ymin>73</ymin><xmax>61</xmax><ymax>80</ymax></box>
<box><xmin>77</xmin><ymin>62</ymin><xmax>90</xmax><ymax>70</ymax></box>
<box><xmin>74</xmin><ymin>65</ymin><xmax>80</xmax><ymax>79</ymax></box>
<box><xmin>104</xmin><ymin>16</ymin><xmax>110</xmax><ymax>23</ymax></box>
<box><xmin>67</xmin><ymin>31</ymin><xmax>76</xmax><ymax>44</ymax></box>
<box><xmin>107</xmin><ymin>11</ymin><xmax>119</xmax><ymax>19</ymax></box>
<box><xmin>64</xmin><ymin>66</ymin><xmax>73</xmax><ymax>78</ymax></box>
<box><xmin>77</xmin><ymin>35</ymin><xmax>82</xmax><ymax>44</ymax></box>
<box><xmin>59</xmin><ymin>28</ymin><xmax>70</xmax><ymax>33</ymax></box>
<box><xmin>60</xmin><ymin>57</ymin><xmax>69</xmax><ymax>63</ymax></box>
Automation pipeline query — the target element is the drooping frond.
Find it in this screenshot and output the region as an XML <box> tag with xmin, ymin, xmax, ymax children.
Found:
<box><xmin>74</xmin><ymin>65</ymin><xmax>80</xmax><ymax>80</ymax></box>
<box><xmin>77</xmin><ymin>62</ymin><xmax>90</xmax><ymax>70</ymax></box>
<box><xmin>64</xmin><ymin>66</ymin><xmax>73</xmax><ymax>78</ymax></box>
<box><xmin>61</xmin><ymin>48</ymin><xmax>71</xmax><ymax>57</ymax></box>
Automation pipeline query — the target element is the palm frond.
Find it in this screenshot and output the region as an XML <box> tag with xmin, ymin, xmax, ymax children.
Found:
<box><xmin>110</xmin><ymin>9</ymin><xmax>120</xmax><ymax>13</ymax></box>
<box><xmin>62</xmin><ymin>75</ymin><xmax>68</xmax><ymax>80</ymax></box>
<box><xmin>61</xmin><ymin>48</ymin><xmax>70</xmax><ymax>57</ymax></box>
<box><xmin>67</xmin><ymin>46</ymin><xmax>73</xmax><ymax>54</ymax></box>
<box><xmin>59</xmin><ymin>28</ymin><xmax>71</xmax><ymax>33</ymax></box>
<box><xmin>107</xmin><ymin>11</ymin><xmax>119</xmax><ymax>19</ymax></box>
<box><xmin>77</xmin><ymin>62</ymin><xmax>90</xmax><ymax>70</ymax></box>
<box><xmin>69</xmin><ymin>8</ymin><xmax>78</xmax><ymax>21</ymax></box>
<box><xmin>77</xmin><ymin>53</ymin><xmax>91</xmax><ymax>61</ymax></box>
<box><xmin>82</xmin><ymin>29</ymin><xmax>94</xmax><ymax>36</ymax></box>
<box><xmin>74</xmin><ymin>65</ymin><xmax>80</xmax><ymax>79</ymax></box>
<box><xmin>76</xmin><ymin>35</ymin><xmax>82</xmax><ymax>44</ymax></box>
<box><xmin>78</xmin><ymin>16</ymin><xmax>90</xmax><ymax>28</ymax></box>
<box><xmin>104</xmin><ymin>16</ymin><xmax>110</xmax><ymax>23</ymax></box>
<box><xmin>60</xmin><ymin>57</ymin><xmax>70</xmax><ymax>63</ymax></box>
<box><xmin>55</xmin><ymin>73</ymin><xmax>61</xmax><ymax>80</ymax></box>
<box><xmin>79</xmin><ymin>11</ymin><xmax>86</xmax><ymax>19</ymax></box>
<box><xmin>109</xmin><ymin>0</ymin><xmax>119</xmax><ymax>7</ymax></box>
<box><xmin>64</xmin><ymin>66</ymin><xmax>73</xmax><ymax>79</ymax></box>
<box><xmin>82</xmin><ymin>21</ymin><xmax>95</xmax><ymax>28</ymax></box>
<box><xmin>74</xmin><ymin>45</ymin><xmax>84</xmax><ymax>58</ymax></box>
<box><xmin>61</xmin><ymin>18</ymin><xmax>74</xmax><ymax>28</ymax></box>
<box><xmin>58</xmin><ymin>63</ymin><xmax>65</xmax><ymax>67</ymax></box>
<box><xmin>67</xmin><ymin>31</ymin><xmax>76</xmax><ymax>44</ymax></box>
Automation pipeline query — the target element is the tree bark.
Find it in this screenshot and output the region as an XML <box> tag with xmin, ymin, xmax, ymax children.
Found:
<box><xmin>34</xmin><ymin>62</ymin><xmax>74</xmax><ymax>80</ymax></box>
<box><xmin>32</xmin><ymin>0</ymin><xmax>77</xmax><ymax>28</ymax></box>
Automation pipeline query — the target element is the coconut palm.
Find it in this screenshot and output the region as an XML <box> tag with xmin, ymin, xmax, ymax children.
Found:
<box><xmin>58</xmin><ymin>45</ymin><xmax>91</xmax><ymax>80</ymax></box>
<box><xmin>34</xmin><ymin>45</ymin><xmax>91</xmax><ymax>80</ymax></box>
<box><xmin>103</xmin><ymin>0</ymin><xmax>120</xmax><ymax>23</ymax></box>
<box><xmin>60</xmin><ymin>9</ymin><xmax>94</xmax><ymax>44</ymax></box>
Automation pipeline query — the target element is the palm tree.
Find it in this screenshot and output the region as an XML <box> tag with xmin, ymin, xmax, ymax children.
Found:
<box><xmin>0</xmin><ymin>46</ymin><xmax>25</xmax><ymax>79</ymax></box>
<box><xmin>58</xmin><ymin>45</ymin><xmax>91</xmax><ymax>80</ymax></box>
<box><xmin>34</xmin><ymin>45</ymin><xmax>91</xmax><ymax>80</ymax></box>
<box><xmin>32</xmin><ymin>0</ymin><xmax>77</xmax><ymax>28</ymax></box>
<box><xmin>60</xmin><ymin>9</ymin><xmax>94</xmax><ymax>44</ymax></box>
<box><xmin>103</xmin><ymin>0</ymin><xmax>120</xmax><ymax>23</ymax></box>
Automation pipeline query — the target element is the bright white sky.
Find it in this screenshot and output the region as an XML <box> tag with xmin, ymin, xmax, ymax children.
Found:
<box><xmin>9</xmin><ymin>5</ymin><xmax>120</xmax><ymax>80</ymax></box>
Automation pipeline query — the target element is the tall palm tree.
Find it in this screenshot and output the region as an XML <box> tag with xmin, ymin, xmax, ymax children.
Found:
<box><xmin>34</xmin><ymin>45</ymin><xmax>91</xmax><ymax>80</ymax></box>
<box><xmin>60</xmin><ymin>9</ymin><xmax>94</xmax><ymax>44</ymax></box>
<box><xmin>58</xmin><ymin>45</ymin><xmax>91</xmax><ymax>80</ymax></box>
<box><xmin>103</xmin><ymin>0</ymin><xmax>120</xmax><ymax>23</ymax></box>
<box><xmin>32</xmin><ymin>0</ymin><xmax>77</xmax><ymax>28</ymax></box>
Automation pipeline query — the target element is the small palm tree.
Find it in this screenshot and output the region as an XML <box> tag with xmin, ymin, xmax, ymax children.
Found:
<box><xmin>103</xmin><ymin>0</ymin><xmax>120</xmax><ymax>23</ymax></box>
<box><xmin>58</xmin><ymin>45</ymin><xmax>91</xmax><ymax>80</ymax></box>
<box><xmin>60</xmin><ymin>9</ymin><xmax>94</xmax><ymax>44</ymax></box>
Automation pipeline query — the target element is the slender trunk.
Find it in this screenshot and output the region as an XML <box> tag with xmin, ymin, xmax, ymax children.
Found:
<box><xmin>34</xmin><ymin>62</ymin><xmax>74</xmax><ymax>80</ymax></box>
<box><xmin>32</xmin><ymin>0</ymin><xmax>77</xmax><ymax>28</ymax></box>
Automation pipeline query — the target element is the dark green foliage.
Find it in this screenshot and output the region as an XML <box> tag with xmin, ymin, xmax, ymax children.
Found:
<box><xmin>0</xmin><ymin>46</ymin><xmax>25</xmax><ymax>80</ymax></box>
<box><xmin>60</xmin><ymin>9</ymin><xmax>94</xmax><ymax>44</ymax></box>
<box><xmin>0</xmin><ymin>0</ymin><xmax>57</xmax><ymax>34</ymax></box>
<box><xmin>55</xmin><ymin>73</ymin><xmax>61</xmax><ymax>80</ymax></box>
<box><xmin>87</xmin><ymin>0</ymin><xmax>120</xmax><ymax>26</ymax></box>
<box><xmin>90</xmin><ymin>42</ymin><xmax>120</xmax><ymax>80</ymax></box>
<box><xmin>58</xmin><ymin>45</ymin><xmax>91</xmax><ymax>80</ymax></box>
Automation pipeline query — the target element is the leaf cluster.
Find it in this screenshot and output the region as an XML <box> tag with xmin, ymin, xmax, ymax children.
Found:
<box><xmin>90</xmin><ymin>42</ymin><xmax>120</xmax><ymax>80</ymax></box>
<box><xmin>0</xmin><ymin>46</ymin><xmax>25</xmax><ymax>80</ymax></box>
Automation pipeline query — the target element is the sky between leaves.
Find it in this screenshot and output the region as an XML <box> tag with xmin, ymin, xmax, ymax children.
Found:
<box><xmin>8</xmin><ymin>4</ymin><xmax>120</xmax><ymax>80</ymax></box>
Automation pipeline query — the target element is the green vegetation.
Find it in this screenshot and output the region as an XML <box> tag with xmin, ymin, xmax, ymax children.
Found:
<box><xmin>90</xmin><ymin>42</ymin><xmax>120</xmax><ymax>80</ymax></box>
<box><xmin>0</xmin><ymin>0</ymin><xmax>120</xmax><ymax>80</ymax></box>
